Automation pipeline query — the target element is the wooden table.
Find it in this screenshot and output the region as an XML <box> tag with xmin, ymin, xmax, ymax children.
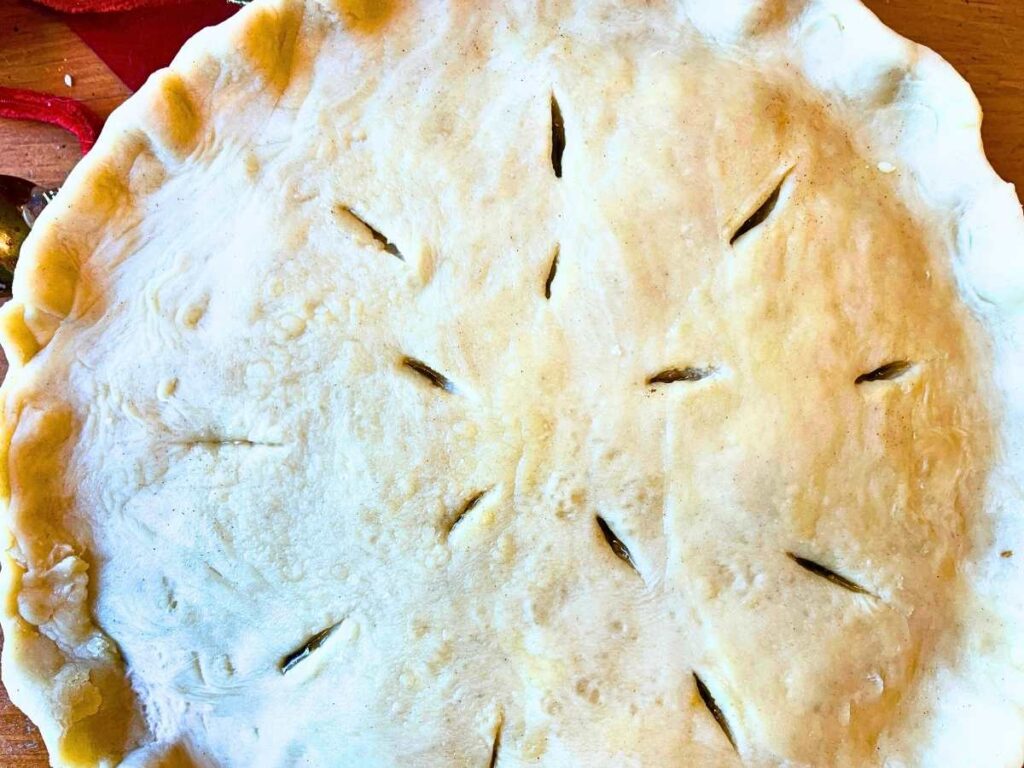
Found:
<box><xmin>0</xmin><ymin>1</ymin><xmax>1021</xmax><ymax>765</ymax></box>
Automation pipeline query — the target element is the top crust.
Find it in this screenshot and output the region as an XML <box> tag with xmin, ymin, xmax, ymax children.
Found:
<box><xmin>1</xmin><ymin>1</ymin><xmax>1022</xmax><ymax>766</ymax></box>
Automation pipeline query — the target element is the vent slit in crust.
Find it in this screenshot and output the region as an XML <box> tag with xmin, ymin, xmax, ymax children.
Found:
<box><xmin>448</xmin><ymin>489</ymin><xmax>490</xmax><ymax>537</ymax></box>
<box><xmin>280</xmin><ymin>622</ymin><xmax>342</xmax><ymax>674</ymax></box>
<box><xmin>855</xmin><ymin>360</ymin><xmax>914</xmax><ymax>384</ymax></box>
<box><xmin>595</xmin><ymin>515</ymin><xmax>640</xmax><ymax>576</ymax></box>
<box><xmin>544</xmin><ymin>245</ymin><xmax>559</xmax><ymax>299</ymax></box>
<box><xmin>337</xmin><ymin>204</ymin><xmax>403</xmax><ymax>259</ymax></box>
<box><xmin>646</xmin><ymin>366</ymin><xmax>714</xmax><ymax>385</ymax></box>
<box><xmin>173</xmin><ymin>436</ymin><xmax>284</xmax><ymax>449</ymax></box>
<box><xmin>488</xmin><ymin>716</ymin><xmax>503</xmax><ymax>768</ymax></box>
<box><xmin>730</xmin><ymin>173</ymin><xmax>788</xmax><ymax>245</ymax></box>
<box><xmin>550</xmin><ymin>93</ymin><xmax>565</xmax><ymax>179</ymax></box>
<box><xmin>787</xmin><ymin>552</ymin><xmax>873</xmax><ymax>596</ymax></box>
<box><xmin>693</xmin><ymin>672</ymin><xmax>737</xmax><ymax>751</ymax></box>
<box><xmin>402</xmin><ymin>356</ymin><xmax>456</xmax><ymax>393</ymax></box>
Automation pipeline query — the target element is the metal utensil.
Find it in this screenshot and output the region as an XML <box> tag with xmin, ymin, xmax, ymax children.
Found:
<box><xmin>0</xmin><ymin>175</ymin><xmax>59</xmax><ymax>296</ymax></box>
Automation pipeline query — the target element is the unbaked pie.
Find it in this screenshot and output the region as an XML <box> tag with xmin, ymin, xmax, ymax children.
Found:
<box><xmin>2</xmin><ymin>0</ymin><xmax>1023</xmax><ymax>766</ymax></box>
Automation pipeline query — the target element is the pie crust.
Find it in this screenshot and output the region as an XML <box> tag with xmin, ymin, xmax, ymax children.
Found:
<box><xmin>1</xmin><ymin>1</ymin><xmax>1023</xmax><ymax>766</ymax></box>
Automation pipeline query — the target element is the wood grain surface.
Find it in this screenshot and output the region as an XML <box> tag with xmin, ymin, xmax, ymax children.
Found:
<box><xmin>0</xmin><ymin>1</ymin><xmax>1022</xmax><ymax>765</ymax></box>
<box><xmin>0</xmin><ymin>0</ymin><xmax>130</xmax><ymax>189</ymax></box>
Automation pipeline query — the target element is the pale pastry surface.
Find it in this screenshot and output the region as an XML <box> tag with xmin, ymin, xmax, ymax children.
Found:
<box><xmin>1</xmin><ymin>1</ymin><xmax>1024</xmax><ymax>766</ymax></box>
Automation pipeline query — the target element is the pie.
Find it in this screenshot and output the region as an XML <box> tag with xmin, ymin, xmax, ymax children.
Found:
<box><xmin>2</xmin><ymin>0</ymin><xmax>1023</xmax><ymax>766</ymax></box>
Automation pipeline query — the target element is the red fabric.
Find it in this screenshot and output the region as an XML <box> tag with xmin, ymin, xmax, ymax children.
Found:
<box><xmin>31</xmin><ymin>0</ymin><xmax>186</xmax><ymax>12</ymax></box>
<box><xmin>66</xmin><ymin>1</ymin><xmax>239</xmax><ymax>92</ymax></box>
<box><xmin>2</xmin><ymin>0</ymin><xmax>237</xmax><ymax>157</ymax></box>
<box><xmin>0</xmin><ymin>86</ymin><xmax>102</xmax><ymax>152</ymax></box>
